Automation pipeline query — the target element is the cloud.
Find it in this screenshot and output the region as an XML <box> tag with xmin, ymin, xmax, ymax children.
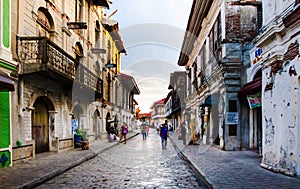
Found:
<box><xmin>134</xmin><ymin>77</ymin><xmax>169</xmax><ymax>113</ymax></box>
<box><xmin>108</xmin><ymin>0</ymin><xmax>193</xmax><ymax>112</ymax></box>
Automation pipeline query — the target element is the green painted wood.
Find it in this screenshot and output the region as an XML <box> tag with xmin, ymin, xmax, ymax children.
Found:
<box><xmin>2</xmin><ymin>0</ymin><xmax>11</xmax><ymax>48</ymax></box>
<box><xmin>0</xmin><ymin>92</ymin><xmax>10</xmax><ymax>149</ymax></box>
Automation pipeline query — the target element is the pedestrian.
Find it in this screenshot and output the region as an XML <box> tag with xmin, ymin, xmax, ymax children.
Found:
<box><xmin>156</xmin><ymin>123</ymin><xmax>160</xmax><ymax>135</ymax></box>
<box><xmin>180</xmin><ymin>122</ymin><xmax>187</xmax><ymax>145</ymax></box>
<box><xmin>146</xmin><ymin>124</ymin><xmax>149</xmax><ymax>136</ymax></box>
<box><xmin>119</xmin><ymin>123</ymin><xmax>128</xmax><ymax>144</ymax></box>
<box><xmin>140</xmin><ymin>119</ymin><xmax>147</xmax><ymax>140</ymax></box>
<box><xmin>160</xmin><ymin>120</ymin><xmax>169</xmax><ymax>149</ymax></box>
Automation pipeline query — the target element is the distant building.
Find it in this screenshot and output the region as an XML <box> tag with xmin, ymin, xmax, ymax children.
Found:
<box><xmin>165</xmin><ymin>71</ymin><xmax>187</xmax><ymax>130</ymax></box>
<box><xmin>139</xmin><ymin>113</ymin><xmax>152</xmax><ymax>126</ymax></box>
<box><xmin>150</xmin><ymin>98</ymin><xmax>166</xmax><ymax>128</ymax></box>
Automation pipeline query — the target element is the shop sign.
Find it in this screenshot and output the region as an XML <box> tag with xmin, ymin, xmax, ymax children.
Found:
<box><xmin>226</xmin><ymin>112</ymin><xmax>239</xmax><ymax>125</ymax></box>
<box><xmin>247</xmin><ymin>92</ymin><xmax>262</xmax><ymax>108</ymax></box>
<box><xmin>252</xmin><ymin>48</ymin><xmax>263</xmax><ymax>64</ymax></box>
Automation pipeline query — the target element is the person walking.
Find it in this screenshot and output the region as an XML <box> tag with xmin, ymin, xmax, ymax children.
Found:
<box><xmin>160</xmin><ymin>120</ymin><xmax>169</xmax><ymax>150</ymax></box>
<box><xmin>140</xmin><ymin>119</ymin><xmax>147</xmax><ymax>140</ymax></box>
<box><xmin>180</xmin><ymin>122</ymin><xmax>187</xmax><ymax>145</ymax></box>
<box><xmin>119</xmin><ymin>123</ymin><xmax>128</xmax><ymax>144</ymax></box>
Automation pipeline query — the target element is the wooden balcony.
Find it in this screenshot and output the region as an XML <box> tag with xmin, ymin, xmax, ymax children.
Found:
<box><xmin>17</xmin><ymin>36</ymin><xmax>102</xmax><ymax>97</ymax></box>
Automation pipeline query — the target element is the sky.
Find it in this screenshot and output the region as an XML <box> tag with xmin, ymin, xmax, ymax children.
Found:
<box><xmin>106</xmin><ymin>0</ymin><xmax>193</xmax><ymax>113</ymax></box>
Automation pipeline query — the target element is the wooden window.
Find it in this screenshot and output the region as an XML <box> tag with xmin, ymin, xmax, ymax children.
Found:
<box><xmin>36</xmin><ymin>8</ymin><xmax>54</xmax><ymax>40</ymax></box>
<box><xmin>229</xmin><ymin>100</ymin><xmax>237</xmax><ymax>112</ymax></box>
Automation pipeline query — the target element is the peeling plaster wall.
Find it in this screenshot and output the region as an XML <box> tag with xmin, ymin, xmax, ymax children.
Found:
<box><xmin>262</xmin><ymin>47</ymin><xmax>300</xmax><ymax>176</ymax></box>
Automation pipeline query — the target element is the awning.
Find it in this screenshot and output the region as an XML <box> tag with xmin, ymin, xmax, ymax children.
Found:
<box><xmin>238</xmin><ymin>77</ymin><xmax>262</xmax><ymax>97</ymax></box>
<box><xmin>200</xmin><ymin>93</ymin><xmax>219</xmax><ymax>107</ymax></box>
<box><xmin>0</xmin><ymin>69</ymin><xmax>14</xmax><ymax>91</ymax></box>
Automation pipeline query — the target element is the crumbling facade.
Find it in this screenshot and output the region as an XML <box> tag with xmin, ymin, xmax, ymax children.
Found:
<box><xmin>178</xmin><ymin>0</ymin><xmax>261</xmax><ymax>150</ymax></box>
<box><xmin>250</xmin><ymin>0</ymin><xmax>300</xmax><ymax>176</ymax></box>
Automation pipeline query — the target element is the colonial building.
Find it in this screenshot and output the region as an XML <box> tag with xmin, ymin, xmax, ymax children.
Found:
<box><xmin>178</xmin><ymin>0</ymin><xmax>261</xmax><ymax>150</ymax></box>
<box><xmin>117</xmin><ymin>73</ymin><xmax>140</xmax><ymax>131</ymax></box>
<box><xmin>165</xmin><ymin>71</ymin><xmax>187</xmax><ymax>131</ymax></box>
<box><xmin>0</xmin><ymin>0</ymin><xmax>17</xmax><ymax>168</ymax></box>
<box><xmin>8</xmin><ymin>0</ymin><xmax>139</xmax><ymax>165</ymax></box>
<box><xmin>150</xmin><ymin>98</ymin><xmax>166</xmax><ymax>128</ymax></box>
<box><xmin>249</xmin><ymin>0</ymin><xmax>300</xmax><ymax>176</ymax></box>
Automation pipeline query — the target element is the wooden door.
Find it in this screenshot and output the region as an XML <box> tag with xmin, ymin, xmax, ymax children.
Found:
<box><xmin>32</xmin><ymin>99</ymin><xmax>49</xmax><ymax>153</ymax></box>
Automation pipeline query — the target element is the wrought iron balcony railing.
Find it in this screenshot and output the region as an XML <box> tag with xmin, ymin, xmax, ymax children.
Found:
<box><xmin>17</xmin><ymin>36</ymin><xmax>77</xmax><ymax>80</ymax></box>
<box><xmin>17</xmin><ymin>36</ymin><xmax>102</xmax><ymax>96</ymax></box>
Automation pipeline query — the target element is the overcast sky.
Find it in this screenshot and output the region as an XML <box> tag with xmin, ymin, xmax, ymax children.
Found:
<box><xmin>106</xmin><ymin>0</ymin><xmax>193</xmax><ymax>113</ymax></box>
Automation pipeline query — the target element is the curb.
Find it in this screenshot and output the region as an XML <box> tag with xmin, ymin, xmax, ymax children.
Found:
<box><xmin>20</xmin><ymin>132</ymin><xmax>140</xmax><ymax>189</ymax></box>
<box><xmin>20</xmin><ymin>152</ymin><xmax>97</xmax><ymax>189</ymax></box>
<box><xmin>169</xmin><ymin>137</ymin><xmax>214</xmax><ymax>189</ymax></box>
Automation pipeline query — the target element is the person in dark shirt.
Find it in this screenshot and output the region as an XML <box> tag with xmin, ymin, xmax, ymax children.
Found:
<box><xmin>160</xmin><ymin>120</ymin><xmax>169</xmax><ymax>150</ymax></box>
<box><xmin>180</xmin><ymin>122</ymin><xmax>187</xmax><ymax>145</ymax></box>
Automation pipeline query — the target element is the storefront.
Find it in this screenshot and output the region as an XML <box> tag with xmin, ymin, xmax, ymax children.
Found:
<box><xmin>238</xmin><ymin>76</ymin><xmax>262</xmax><ymax>152</ymax></box>
<box><xmin>199</xmin><ymin>93</ymin><xmax>220</xmax><ymax>146</ymax></box>
<box><xmin>0</xmin><ymin>69</ymin><xmax>14</xmax><ymax>168</ymax></box>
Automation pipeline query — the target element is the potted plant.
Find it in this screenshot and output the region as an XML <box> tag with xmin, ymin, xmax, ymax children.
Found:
<box><xmin>74</xmin><ymin>129</ymin><xmax>89</xmax><ymax>150</ymax></box>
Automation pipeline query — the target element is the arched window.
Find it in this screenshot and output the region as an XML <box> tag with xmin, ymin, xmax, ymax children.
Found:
<box><xmin>36</xmin><ymin>7</ymin><xmax>54</xmax><ymax>40</ymax></box>
<box><xmin>74</xmin><ymin>42</ymin><xmax>83</xmax><ymax>65</ymax></box>
<box><xmin>106</xmin><ymin>72</ymin><xmax>111</xmax><ymax>101</ymax></box>
<box><xmin>107</xmin><ymin>41</ymin><xmax>111</xmax><ymax>64</ymax></box>
<box><xmin>95</xmin><ymin>21</ymin><xmax>101</xmax><ymax>48</ymax></box>
<box><xmin>95</xmin><ymin>60</ymin><xmax>101</xmax><ymax>74</ymax></box>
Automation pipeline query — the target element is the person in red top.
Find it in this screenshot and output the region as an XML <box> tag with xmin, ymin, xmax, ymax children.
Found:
<box><xmin>119</xmin><ymin>123</ymin><xmax>128</xmax><ymax>144</ymax></box>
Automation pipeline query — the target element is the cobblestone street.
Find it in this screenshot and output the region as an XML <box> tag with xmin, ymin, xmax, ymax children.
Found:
<box><xmin>36</xmin><ymin>129</ymin><xmax>205</xmax><ymax>189</ymax></box>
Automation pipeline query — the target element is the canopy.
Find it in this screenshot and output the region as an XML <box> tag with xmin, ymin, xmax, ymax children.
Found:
<box><xmin>0</xmin><ymin>69</ymin><xmax>14</xmax><ymax>91</ymax></box>
<box><xmin>238</xmin><ymin>77</ymin><xmax>262</xmax><ymax>96</ymax></box>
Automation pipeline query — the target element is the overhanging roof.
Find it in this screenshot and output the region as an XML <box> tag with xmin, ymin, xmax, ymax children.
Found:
<box><xmin>120</xmin><ymin>73</ymin><xmax>140</xmax><ymax>94</ymax></box>
<box><xmin>238</xmin><ymin>77</ymin><xmax>262</xmax><ymax>96</ymax></box>
<box><xmin>102</xmin><ymin>19</ymin><xmax>126</xmax><ymax>54</ymax></box>
<box><xmin>177</xmin><ymin>0</ymin><xmax>214</xmax><ymax>66</ymax></box>
<box><xmin>0</xmin><ymin>69</ymin><xmax>14</xmax><ymax>91</ymax></box>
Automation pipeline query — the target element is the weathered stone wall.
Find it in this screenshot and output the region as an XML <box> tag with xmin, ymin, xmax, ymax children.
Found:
<box><xmin>261</xmin><ymin>35</ymin><xmax>300</xmax><ymax>176</ymax></box>
<box><xmin>225</xmin><ymin>2</ymin><xmax>258</xmax><ymax>42</ymax></box>
<box><xmin>263</xmin><ymin>0</ymin><xmax>295</xmax><ymax>25</ymax></box>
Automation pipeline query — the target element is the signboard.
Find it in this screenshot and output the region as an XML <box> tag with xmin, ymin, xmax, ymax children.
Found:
<box><xmin>105</xmin><ymin>63</ymin><xmax>117</xmax><ymax>68</ymax></box>
<box><xmin>247</xmin><ymin>92</ymin><xmax>262</xmax><ymax>108</ymax></box>
<box><xmin>72</xmin><ymin>119</ymin><xmax>78</xmax><ymax>134</ymax></box>
<box><xmin>226</xmin><ymin>112</ymin><xmax>239</xmax><ymax>125</ymax></box>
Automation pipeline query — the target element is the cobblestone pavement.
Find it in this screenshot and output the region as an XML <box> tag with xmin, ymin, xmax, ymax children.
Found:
<box><xmin>36</xmin><ymin>128</ymin><xmax>205</xmax><ymax>189</ymax></box>
<box><xmin>169</xmin><ymin>132</ymin><xmax>300</xmax><ymax>189</ymax></box>
<box><xmin>0</xmin><ymin>131</ymin><xmax>139</xmax><ymax>189</ymax></box>
<box><xmin>2</xmin><ymin>128</ymin><xmax>300</xmax><ymax>189</ymax></box>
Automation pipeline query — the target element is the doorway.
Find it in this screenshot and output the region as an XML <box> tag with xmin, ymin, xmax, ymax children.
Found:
<box><xmin>32</xmin><ymin>97</ymin><xmax>54</xmax><ymax>153</ymax></box>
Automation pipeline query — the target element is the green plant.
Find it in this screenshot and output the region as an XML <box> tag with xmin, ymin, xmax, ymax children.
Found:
<box><xmin>16</xmin><ymin>140</ymin><xmax>22</xmax><ymax>146</ymax></box>
<box><xmin>76</xmin><ymin>129</ymin><xmax>87</xmax><ymax>141</ymax></box>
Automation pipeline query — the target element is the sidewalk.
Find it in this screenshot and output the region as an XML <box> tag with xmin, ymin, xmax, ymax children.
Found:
<box><xmin>0</xmin><ymin>132</ymin><xmax>139</xmax><ymax>189</ymax></box>
<box><xmin>169</xmin><ymin>132</ymin><xmax>300</xmax><ymax>189</ymax></box>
